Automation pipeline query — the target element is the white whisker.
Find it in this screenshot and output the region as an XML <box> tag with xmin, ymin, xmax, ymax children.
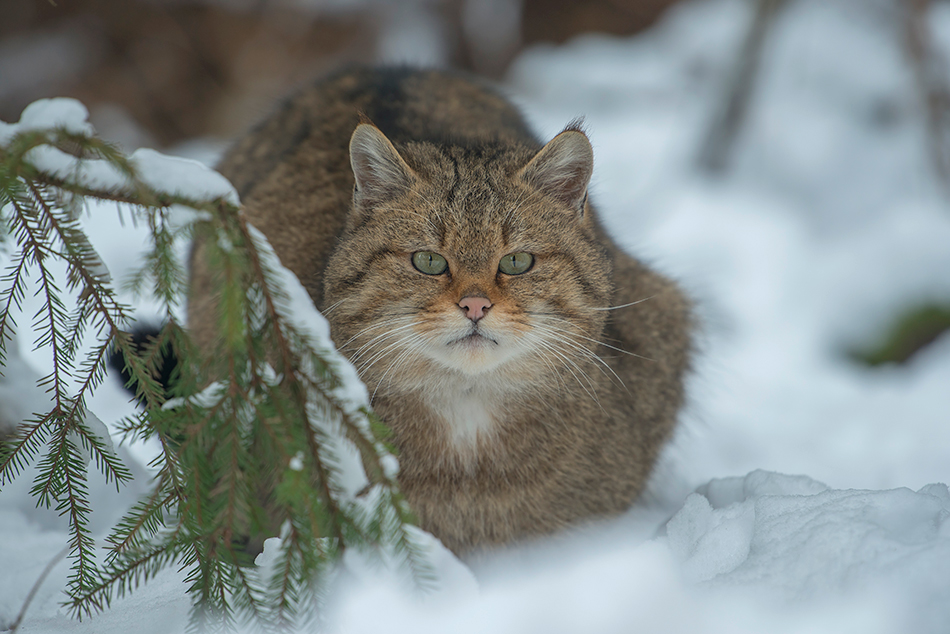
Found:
<box><xmin>532</xmin><ymin>324</ymin><xmax>626</xmax><ymax>389</ymax></box>
<box><xmin>356</xmin><ymin>333</ymin><xmax>420</xmax><ymax>375</ymax></box>
<box><xmin>340</xmin><ymin>315</ymin><xmax>414</xmax><ymax>347</ymax></box>
<box><xmin>586</xmin><ymin>296</ymin><xmax>655</xmax><ymax>311</ymax></box>
<box><xmin>528</xmin><ymin>333</ymin><xmax>602</xmax><ymax>409</ymax></box>
<box><xmin>533</xmin><ymin>314</ymin><xmax>654</xmax><ymax>362</ymax></box>
<box><xmin>347</xmin><ymin>320</ymin><xmax>418</xmax><ymax>362</ymax></box>
<box><xmin>372</xmin><ymin>336</ymin><xmax>429</xmax><ymax>402</ymax></box>
<box><xmin>359</xmin><ymin>331</ymin><xmax>426</xmax><ymax>378</ymax></box>
<box><xmin>321</xmin><ymin>298</ymin><xmax>348</xmax><ymax>316</ymax></box>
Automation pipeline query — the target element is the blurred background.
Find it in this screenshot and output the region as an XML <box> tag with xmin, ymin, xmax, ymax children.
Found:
<box><xmin>0</xmin><ymin>0</ymin><xmax>680</xmax><ymax>148</ymax></box>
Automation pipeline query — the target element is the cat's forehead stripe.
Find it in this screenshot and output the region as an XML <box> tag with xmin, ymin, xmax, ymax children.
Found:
<box><xmin>444</xmin><ymin>152</ymin><xmax>461</xmax><ymax>207</ymax></box>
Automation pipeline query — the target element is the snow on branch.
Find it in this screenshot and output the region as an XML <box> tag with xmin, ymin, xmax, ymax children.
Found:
<box><xmin>0</xmin><ymin>98</ymin><xmax>429</xmax><ymax>630</ymax></box>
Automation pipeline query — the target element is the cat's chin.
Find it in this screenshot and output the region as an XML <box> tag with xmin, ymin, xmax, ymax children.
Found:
<box><xmin>448</xmin><ymin>332</ymin><xmax>498</xmax><ymax>349</ymax></box>
<box><xmin>426</xmin><ymin>333</ymin><xmax>519</xmax><ymax>376</ymax></box>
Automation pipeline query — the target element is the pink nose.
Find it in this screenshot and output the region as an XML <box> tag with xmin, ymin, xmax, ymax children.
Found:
<box><xmin>459</xmin><ymin>296</ymin><xmax>492</xmax><ymax>322</ymax></box>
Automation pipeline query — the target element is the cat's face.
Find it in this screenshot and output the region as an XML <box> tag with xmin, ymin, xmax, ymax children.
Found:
<box><xmin>323</xmin><ymin>125</ymin><xmax>612</xmax><ymax>395</ymax></box>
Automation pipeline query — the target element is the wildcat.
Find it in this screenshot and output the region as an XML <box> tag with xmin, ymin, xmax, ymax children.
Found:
<box><xmin>188</xmin><ymin>67</ymin><xmax>691</xmax><ymax>556</ymax></box>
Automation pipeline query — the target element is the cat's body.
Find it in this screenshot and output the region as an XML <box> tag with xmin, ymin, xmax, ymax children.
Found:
<box><xmin>189</xmin><ymin>67</ymin><xmax>691</xmax><ymax>555</ymax></box>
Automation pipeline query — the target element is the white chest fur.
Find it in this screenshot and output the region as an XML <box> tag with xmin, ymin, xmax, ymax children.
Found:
<box><xmin>431</xmin><ymin>388</ymin><xmax>502</xmax><ymax>454</ymax></box>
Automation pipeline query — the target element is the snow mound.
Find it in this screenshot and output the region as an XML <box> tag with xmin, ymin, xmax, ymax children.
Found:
<box><xmin>338</xmin><ymin>473</ymin><xmax>950</xmax><ymax>634</ymax></box>
<box><xmin>667</xmin><ymin>471</ymin><xmax>950</xmax><ymax>631</ymax></box>
<box><xmin>329</xmin><ymin>471</ymin><xmax>950</xmax><ymax>634</ymax></box>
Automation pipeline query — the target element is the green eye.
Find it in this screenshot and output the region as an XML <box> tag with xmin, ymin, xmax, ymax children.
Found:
<box><xmin>498</xmin><ymin>252</ymin><xmax>534</xmax><ymax>275</ymax></box>
<box><xmin>412</xmin><ymin>251</ymin><xmax>448</xmax><ymax>275</ymax></box>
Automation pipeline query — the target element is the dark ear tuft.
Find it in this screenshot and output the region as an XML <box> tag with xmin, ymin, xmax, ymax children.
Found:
<box><xmin>519</xmin><ymin>128</ymin><xmax>593</xmax><ymax>215</ymax></box>
<box><xmin>562</xmin><ymin>117</ymin><xmax>587</xmax><ymax>134</ymax></box>
<box><xmin>349</xmin><ymin>123</ymin><xmax>415</xmax><ymax>205</ymax></box>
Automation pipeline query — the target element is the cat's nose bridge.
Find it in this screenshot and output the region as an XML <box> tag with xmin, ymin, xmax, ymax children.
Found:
<box><xmin>454</xmin><ymin>272</ymin><xmax>495</xmax><ymax>297</ymax></box>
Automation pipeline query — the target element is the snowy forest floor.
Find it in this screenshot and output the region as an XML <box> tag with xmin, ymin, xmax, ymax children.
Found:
<box><xmin>2</xmin><ymin>0</ymin><xmax>950</xmax><ymax>632</ymax></box>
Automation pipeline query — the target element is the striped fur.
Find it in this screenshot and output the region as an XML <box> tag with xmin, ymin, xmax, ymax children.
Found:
<box><xmin>189</xmin><ymin>67</ymin><xmax>692</xmax><ymax>555</ymax></box>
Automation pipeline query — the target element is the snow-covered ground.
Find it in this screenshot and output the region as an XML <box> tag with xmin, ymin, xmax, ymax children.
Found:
<box><xmin>2</xmin><ymin>0</ymin><xmax>950</xmax><ymax>631</ymax></box>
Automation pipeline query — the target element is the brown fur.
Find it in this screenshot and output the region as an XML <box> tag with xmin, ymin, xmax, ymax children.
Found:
<box><xmin>189</xmin><ymin>67</ymin><xmax>691</xmax><ymax>556</ymax></box>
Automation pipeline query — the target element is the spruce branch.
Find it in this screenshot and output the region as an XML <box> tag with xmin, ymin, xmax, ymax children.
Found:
<box><xmin>0</xmin><ymin>248</ymin><xmax>30</xmax><ymax>366</ymax></box>
<box><xmin>1</xmin><ymin>104</ymin><xmax>431</xmax><ymax>631</ymax></box>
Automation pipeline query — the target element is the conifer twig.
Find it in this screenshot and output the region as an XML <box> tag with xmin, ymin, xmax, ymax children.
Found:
<box><xmin>8</xmin><ymin>546</ymin><xmax>69</xmax><ymax>633</ymax></box>
<box><xmin>2</xmin><ymin>114</ymin><xmax>429</xmax><ymax>630</ymax></box>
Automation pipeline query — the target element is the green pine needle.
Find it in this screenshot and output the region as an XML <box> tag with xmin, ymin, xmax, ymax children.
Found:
<box><xmin>0</xmin><ymin>119</ymin><xmax>431</xmax><ymax>630</ymax></box>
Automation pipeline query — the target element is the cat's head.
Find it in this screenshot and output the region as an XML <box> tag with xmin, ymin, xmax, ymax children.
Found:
<box><xmin>323</xmin><ymin>123</ymin><xmax>613</xmax><ymax>395</ymax></box>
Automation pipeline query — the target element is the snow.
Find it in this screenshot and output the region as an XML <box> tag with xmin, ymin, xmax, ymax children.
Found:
<box><xmin>246</xmin><ymin>224</ymin><xmax>376</xmax><ymax>501</ymax></box>
<box><xmin>131</xmin><ymin>148</ymin><xmax>240</xmax><ymax>206</ymax></box>
<box><xmin>246</xmin><ymin>225</ymin><xmax>371</xmax><ymax>419</ymax></box>
<box><xmin>3</xmin><ymin>98</ymin><xmax>96</xmax><ymax>138</ymax></box>
<box><xmin>670</xmin><ymin>473</ymin><xmax>950</xmax><ymax>632</ymax></box>
<box><xmin>668</xmin><ymin>473</ymin><xmax>950</xmax><ymax>600</ymax></box>
<box><xmin>0</xmin><ymin>336</ymin><xmax>51</xmax><ymax>440</ymax></box>
<box><xmin>3</xmin><ymin>0</ymin><xmax>950</xmax><ymax>632</ymax></box>
<box><xmin>0</xmin><ymin>98</ymin><xmax>238</xmax><ymax>205</ymax></box>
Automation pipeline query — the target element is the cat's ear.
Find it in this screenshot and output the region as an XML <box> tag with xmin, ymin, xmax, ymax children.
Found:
<box><xmin>519</xmin><ymin>128</ymin><xmax>593</xmax><ymax>215</ymax></box>
<box><xmin>349</xmin><ymin>123</ymin><xmax>415</xmax><ymax>205</ymax></box>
